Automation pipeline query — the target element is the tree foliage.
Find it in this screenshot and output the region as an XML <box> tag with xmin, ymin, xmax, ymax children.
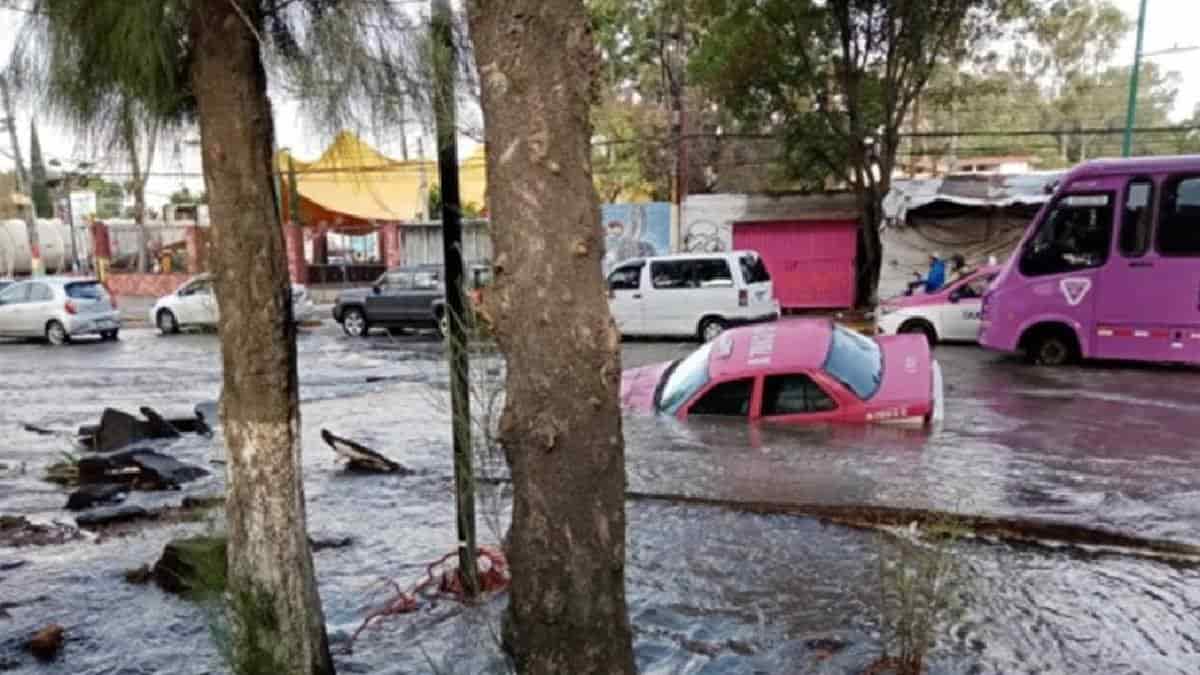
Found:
<box><xmin>692</xmin><ymin>0</ymin><xmax>1015</xmax><ymax>303</ymax></box>
<box><xmin>29</xmin><ymin>120</ymin><xmax>52</xmax><ymax>217</ymax></box>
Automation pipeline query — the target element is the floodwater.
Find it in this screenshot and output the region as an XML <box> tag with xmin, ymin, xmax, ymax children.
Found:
<box><xmin>1</xmin><ymin>326</ymin><xmax>1199</xmax><ymax>673</ymax></box>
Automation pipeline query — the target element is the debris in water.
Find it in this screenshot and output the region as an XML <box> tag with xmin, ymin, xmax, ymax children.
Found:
<box><xmin>321</xmin><ymin>429</ymin><xmax>411</xmax><ymax>474</ymax></box>
<box><xmin>75</xmin><ymin>505</ymin><xmax>150</xmax><ymax>529</ymax></box>
<box><xmin>0</xmin><ymin>516</ymin><xmax>80</xmax><ymax>548</ymax></box>
<box><xmin>65</xmin><ymin>483</ymin><xmax>128</xmax><ymax>511</ymax></box>
<box><xmin>27</xmin><ymin>624</ymin><xmax>65</xmax><ymax>660</ymax></box>
<box><xmin>76</xmin><ymin>449</ymin><xmax>208</xmax><ymax>489</ymax></box>
<box><xmin>152</xmin><ymin>536</ymin><xmax>227</xmax><ymax>595</ymax></box>
<box><xmin>78</xmin><ymin>407</ymin><xmax>213</xmax><ymax>452</ymax></box>
<box><xmin>310</xmin><ymin>536</ymin><xmax>354</xmax><ymax>552</ymax></box>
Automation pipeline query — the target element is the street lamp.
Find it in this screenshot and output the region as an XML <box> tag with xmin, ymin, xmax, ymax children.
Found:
<box><xmin>1122</xmin><ymin>0</ymin><xmax>1149</xmax><ymax>157</ymax></box>
<box><xmin>46</xmin><ymin>159</ymin><xmax>95</xmax><ymax>273</ymax></box>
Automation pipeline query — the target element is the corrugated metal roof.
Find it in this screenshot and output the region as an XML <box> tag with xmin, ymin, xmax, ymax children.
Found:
<box><xmin>884</xmin><ymin>171</ymin><xmax>1062</xmax><ymax>222</ymax></box>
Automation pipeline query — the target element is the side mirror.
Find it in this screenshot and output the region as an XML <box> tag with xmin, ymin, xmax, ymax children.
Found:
<box><xmin>948</xmin><ymin>290</ymin><xmax>962</xmax><ymax>303</ymax></box>
<box><xmin>372</xmin><ymin>285</ymin><xmax>382</xmax><ymax>295</ymax></box>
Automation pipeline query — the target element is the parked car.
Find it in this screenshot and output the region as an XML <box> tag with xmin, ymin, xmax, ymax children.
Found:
<box><xmin>875</xmin><ymin>265</ymin><xmax>1000</xmax><ymax>345</ymax></box>
<box><xmin>151</xmin><ymin>274</ymin><xmax>316</xmax><ymax>335</ymax></box>
<box><xmin>0</xmin><ymin>277</ymin><xmax>121</xmax><ymax>345</ymax></box>
<box><xmin>622</xmin><ymin>320</ymin><xmax>944</xmax><ymax>426</ymax></box>
<box><xmin>981</xmin><ymin>156</ymin><xmax>1200</xmax><ymax>366</ymax></box>
<box><xmin>607</xmin><ymin>251</ymin><xmax>780</xmax><ymax>341</ymax></box>
<box><xmin>332</xmin><ymin>264</ymin><xmax>492</xmax><ymax>338</ymax></box>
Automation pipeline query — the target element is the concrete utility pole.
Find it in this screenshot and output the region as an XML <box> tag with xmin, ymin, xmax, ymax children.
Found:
<box><xmin>431</xmin><ymin>0</ymin><xmax>478</xmax><ymax>598</ymax></box>
<box><xmin>0</xmin><ymin>74</ymin><xmax>41</xmax><ymax>276</ymax></box>
<box><xmin>1122</xmin><ymin>0</ymin><xmax>1149</xmax><ymax>157</ymax></box>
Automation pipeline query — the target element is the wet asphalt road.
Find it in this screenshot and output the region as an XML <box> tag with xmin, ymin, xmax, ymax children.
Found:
<box><xmin>1</xmin><ymin>323</ymin><xmax>1199</xmax><ymax>673</ymax></box>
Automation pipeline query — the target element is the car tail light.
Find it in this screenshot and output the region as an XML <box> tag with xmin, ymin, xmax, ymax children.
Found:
<box><xmin>64</xmin><ymin>301</ymin><xmax>78</xmax><ymax>315</ymax></box>
<box><xmin>738</xmin><ymin>290</ymin><xmax>748</xmax><ymax>307</ymax></box>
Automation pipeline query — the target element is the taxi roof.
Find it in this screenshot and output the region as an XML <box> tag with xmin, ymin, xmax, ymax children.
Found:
<box><xmin>707</xmin><ymin>319</ymin><xmax>834</xmax><ymax>380</ymax></box>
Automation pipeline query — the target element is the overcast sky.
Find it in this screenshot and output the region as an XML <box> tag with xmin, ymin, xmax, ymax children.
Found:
<box><xmin>1</xmin><ymin>0</ymin><xmax>1197</xmax><ymax>207</ymax></box>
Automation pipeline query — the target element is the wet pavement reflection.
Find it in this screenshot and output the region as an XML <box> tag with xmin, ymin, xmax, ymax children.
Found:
<box><xmin>1</xmin><ymin>327</ymin><xmax>1198</xmax><ymax>673</ymax></box>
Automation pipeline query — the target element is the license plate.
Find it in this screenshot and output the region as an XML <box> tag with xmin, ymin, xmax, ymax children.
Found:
<box><xmin>97</xmin><ymin>320</ymin><xmax>115</xmax><ymax>329</ymax></box>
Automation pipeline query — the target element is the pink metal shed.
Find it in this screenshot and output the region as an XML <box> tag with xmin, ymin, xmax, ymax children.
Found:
<box><xmin>732</xmin><ymin>219</ymin><xmax>858</xmax><ymax>309</ymax></box>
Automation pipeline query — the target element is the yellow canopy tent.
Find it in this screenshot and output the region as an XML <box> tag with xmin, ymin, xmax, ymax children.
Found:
<box><xmin>276</xmin><ymin>131</ymin><xmax>487</xmax><ymax>234</ymax></box>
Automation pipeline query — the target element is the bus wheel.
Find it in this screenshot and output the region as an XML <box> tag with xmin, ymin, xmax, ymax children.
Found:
<box><xmin>1028</xmin><ymin>329</ymin><xmax>1078</xmax><ymax>366</ymax></box>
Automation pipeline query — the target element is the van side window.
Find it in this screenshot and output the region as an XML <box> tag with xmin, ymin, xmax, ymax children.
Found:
<box><xmin>688</xmin><ymin>378</ymin><xmax>753</xmax><ymax>417</ymax></box>
<box><xmin>740</xmin><ymin>255</ymin><xmax>771</xmax><ymax>284</ymax></box>
<box><xmin>762</xmin><ymin>374</ymin><xmax>837</xmax><ymax>416</ymax></box>
<box><xmin>1157</xmin><ymin>176</ymin><xmax>1200</xmax><ymax>256</ymax></box>
<box><xmin>1019</xmin><ymin>193</ymin><xmax>1114</xmax><ymax>277</ymax></box>
<box><xmin>1120</xmin><ymin>178</ymin><xmax>1154</xmax><ymax>257</ymax></box>
<box><xmin>695</xmin><ymin>259</ymin><xmax>733</xmax><ymax>287</ymax></box>
<box><xmin>651</xmin><ymin>260</ymin><xmax>695</xmax><ymax>289</ymax></box>
<box><xmin>608</xmin><ymin>264</ymin><xmax>642</xmax><ymax>291</ymax></box>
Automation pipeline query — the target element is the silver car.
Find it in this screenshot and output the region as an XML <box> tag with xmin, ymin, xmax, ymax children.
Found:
<box><xmin>0</xmin><ymin>277</ymin><xmax>122</xmax><ymax>345</ymax></box>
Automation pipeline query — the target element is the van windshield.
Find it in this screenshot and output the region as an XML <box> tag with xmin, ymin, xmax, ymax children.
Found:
<box><xmin>740</xmin><ymin>255</ymin><xmax>771</xmax><ymax>284</ymax></box>
<box><xmin>657</xmin><ymin>342</ymin><xmax>715</xmax><ymax>414</ymax></box>
<box><xmin>822</xmin><ymin>325</ymin><xmax>883</xmax><ymax>400</ymax></box>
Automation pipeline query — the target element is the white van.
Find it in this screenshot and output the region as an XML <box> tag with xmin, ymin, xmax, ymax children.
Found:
<box><xmin>607</xmin><ymin>251</ymin><xmax>780</xmax><ymax>341</ymax></box>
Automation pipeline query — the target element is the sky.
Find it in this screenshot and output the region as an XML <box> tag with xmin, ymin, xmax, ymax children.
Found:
<box><xmin>1</xmin><ymin>0</ymin><xmax>1198</xmax><ymax>208</ymax></box>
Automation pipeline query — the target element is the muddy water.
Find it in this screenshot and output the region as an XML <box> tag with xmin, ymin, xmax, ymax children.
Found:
<box><xmin>2</xmin><ymin>329</ymin><xmax>1199</xmax><ymax>673</ymax></box>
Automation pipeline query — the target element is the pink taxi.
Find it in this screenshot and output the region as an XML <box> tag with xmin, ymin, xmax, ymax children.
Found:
<box><xmin>875</xmin><ymin>266</ymin><xmax>1001</xmax><ymax>345</ymax></box>
<box><xmin>621</xmin><ymin>320</ymin><xmax>944</xmax><ymax>425</ymax></box>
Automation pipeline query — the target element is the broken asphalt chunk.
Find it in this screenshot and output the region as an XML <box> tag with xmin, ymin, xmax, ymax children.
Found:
<box><xmin>321</xmin><ymin>429</ymin><xmax>411</xmax><ymax>474</ymax></box>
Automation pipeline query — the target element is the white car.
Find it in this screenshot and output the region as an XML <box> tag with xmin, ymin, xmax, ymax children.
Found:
<box><xmin>607</xmin><ymin>251</ymin><xmax>780</xmax><ymax>341</ymax></box>
<box><xmin>0</xmin><ymin>277</ymin><xmax>121</xmax><ymax>345</ymax></box>
<box><xmin>150</xmin><ymin>274</ymin><xmax>316</xmax><ymax>334</ymax></box>
<box><xmin>875</xmin><ymin>266</ymin><xmax>999</xmax><ymax>345</ymax></box>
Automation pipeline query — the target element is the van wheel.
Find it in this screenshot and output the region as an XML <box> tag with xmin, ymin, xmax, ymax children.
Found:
<box><xmin>899</xmin><ymin>320</ymin><xmax>937</xmax><ymax>346</ymax></box>
<box><xmin>698</xmin><ymin>317</ymin><xmax>727</xmax><ymax>342</ymax></box>
<box><xmin>1026</xmin><ymin>328</ymin><xmax>1078</xmax><ymax>366</ymax></box>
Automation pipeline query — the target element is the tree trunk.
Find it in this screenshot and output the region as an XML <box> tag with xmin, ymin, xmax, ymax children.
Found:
<box><xmin>467</xmin><ymin>2</ymin><xmax>637</xmax><ymax>673</ymax></box>
<box><xmin>189</xmin><ymin>3</ymin><xmax>334</xmax><ymax>674</ymax></box>
<box><xmin>855</xmin><ymin>187</ymin><xmax>884</xmax><ymax>308</ymax></box>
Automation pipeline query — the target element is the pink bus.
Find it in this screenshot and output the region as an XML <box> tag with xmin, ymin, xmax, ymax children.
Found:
<box><xmin>980</xmin><ymin>155</ymin><xmax>1200</xmax><ymax>366</ymax></box>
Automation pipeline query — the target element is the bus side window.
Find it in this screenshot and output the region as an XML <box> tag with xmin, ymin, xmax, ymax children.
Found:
<box><xmin>1157</xmin><ymin>176</ymin><xmax>1200</xmax><ymax>256</ymax></box>
<box><xmin>1019</xmin><ymin>193</ymin><xmax>1114</xmax><ymax>277</ymax></box>
<box><xmin>1119</xmin><ymin>178</ymin><xmax>1154</xmax><ymax>258</ymax></box>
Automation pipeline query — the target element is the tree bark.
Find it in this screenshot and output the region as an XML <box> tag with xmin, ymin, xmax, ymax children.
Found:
<box><xmin>467</xmin><ymin>2</ymin><xmax>636</xmax><ymax>673</ymax></box>
<box><xmin>189</xmin><ymin>3</ymin><xmax>334</xmax><ymax>674</ymax></box>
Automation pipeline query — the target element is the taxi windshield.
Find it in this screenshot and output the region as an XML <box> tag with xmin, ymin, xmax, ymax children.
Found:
<box><xmin>822</xmin><ymin>325</ymin><xmax>883</xmax><ymax>400</ymax></box>
<box><xmin>656</xmin><ymin>341</ymin><xmax>715</xmax><ymax>414</ymax></box>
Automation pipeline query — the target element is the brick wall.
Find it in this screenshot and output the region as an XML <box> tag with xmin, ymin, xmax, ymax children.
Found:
<box><xmin>107</xmin><ymin>273</ymin><xmax>191</xmax><ymax>298</ymax></box>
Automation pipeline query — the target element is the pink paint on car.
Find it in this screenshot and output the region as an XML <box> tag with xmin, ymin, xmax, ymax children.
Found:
<box><xmin>621</xmin><ymin>320</ymin><xmax>944</xmax><ymax>426</ymax></box>
<box><xmin>980</xmin><ymin>155</ymin><xmax>1200</xmax><ymax>366</ymax></box>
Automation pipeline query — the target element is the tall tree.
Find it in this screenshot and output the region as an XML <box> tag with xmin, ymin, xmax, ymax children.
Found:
<box><xmin>29</xmin><ymin>119</ymin><xmax>52</xmax><ymax>218</ymax></box>
<box><xmin>468</xmin><ymin>1</ymin><xmax>637</xmax><ymax>672</ymax></box>
<box><xmin>693</xmin><ymin>0</ymin><xmax>1014</xmax><ymax>304</ymax></box>
<box><xmin>10</xmin><ymin>1</ymin><xmax>438</xmax><ymax>670</ymax></box>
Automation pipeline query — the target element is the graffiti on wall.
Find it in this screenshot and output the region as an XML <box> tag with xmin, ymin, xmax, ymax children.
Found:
<box><xmin>601</xmin><ymin>202</ymin><xmax>671</xmax><ymax>274</ymax></box>
<box><xmin>681</xmin><ymin>219</ymin><xmax>732</xmax><ymax>253</ymax></box>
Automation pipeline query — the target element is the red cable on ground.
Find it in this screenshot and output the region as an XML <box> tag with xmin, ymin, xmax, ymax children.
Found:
<box><xmin>349</xmin><ymin>546</ymin><xmax>510</xmax><ymax>647</ymax></box>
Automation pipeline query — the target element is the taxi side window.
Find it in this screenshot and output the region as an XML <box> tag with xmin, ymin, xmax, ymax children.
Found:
<box><xmin>689</xmin><ymin>378</ymin><xmax>753</xmax><ymax>417</ymax></box>
<box><xmin>958</xmin><ymin>274</ymin><xmax>994</xmax><ymax>299</ymax></box>
<box><xmin>762</xmin><ymin>374</ymin><xmax>837</xmax><ymax>416</ymax></box>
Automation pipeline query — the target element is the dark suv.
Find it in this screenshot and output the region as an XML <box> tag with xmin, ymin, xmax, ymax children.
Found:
<box><xmin>332</xmin><ymin>264</ymin><xmax>491</xmax><ymax>338</ymax></box>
